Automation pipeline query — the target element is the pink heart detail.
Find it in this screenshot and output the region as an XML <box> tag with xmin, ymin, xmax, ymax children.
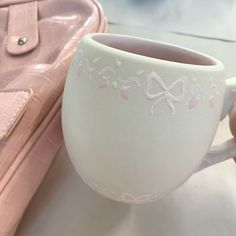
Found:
<box><xmin>209</xmin><ymin>98</ymin><xmax>214</xmax><ymax>109</ymax></box>
<box><xmin>98</xmin><ymin>79</ymin><xmax>108</xmax><ymax>88</ymax></box>
<box><xmin>120</xmin><ymin>89</ymin><xmax>129</xmax><ymax>100</ymax></box>
<box><xmin>188</xmin><ymin>97</ymin><xmax>198</xmax><ymax>110</ymax></box>
<box><xmin>230</xmin><ymin>91</ymin><xmax>236</xmax><ymax>99</ymax></box>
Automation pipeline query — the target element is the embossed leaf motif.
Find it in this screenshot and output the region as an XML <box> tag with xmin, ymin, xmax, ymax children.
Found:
<box><xmin>188</xmin><ymin>83</ymin><xmax>205</xmax><ymax>109</ymax></box>
<box><xmin>208</xmin><ymin>83</ymin><xmax>219</xmax><ymax>109</ymax></box>
<box><xmin>77</xmin><ymin>50</ymin><xmax>83</xmax><ymax>66</ymax></box>
<box><xmin>116</xmin><ymin>57</ymin><xmax>122</xmax><ymax>67</ymax></box>
<box><xmin>145</xmin><ymin>72</ymin><xmax>185</xmax><ymax>115</ymax></box>
<box><xmin>119</xmin><ymin>76</ymin><xmax>141</xmax><ymax>100</ymax></box>
<box><xmin>93</xmin><ymin>57</ymin><xmax>101</xmax><ymax>64</ymax></box>
<box><xmin>135</xmin><ymin>70</ymin><xmax>144</xmax><ymax>75</ymax></box>
<box><xmin>76</xmin><ymin>50</ymin><xmax>95</xmax><ymax>79</ymax></box>
<box><xmin>98</xmin><ymin>66</ymin><xmax>116</xmax><ymax>80</ymax></box>
<box><xmin>98</xmin><ymin>65</ymin><xmax>141</xmax><ymax>100</ymax></box>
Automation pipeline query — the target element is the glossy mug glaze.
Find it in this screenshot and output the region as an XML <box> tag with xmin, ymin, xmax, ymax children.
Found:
<box><xmin>62</xmin><ymin>33</ymin><xmax>236</xmax><ymax>204</ymax></box>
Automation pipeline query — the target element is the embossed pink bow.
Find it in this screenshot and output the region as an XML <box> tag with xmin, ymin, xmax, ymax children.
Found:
<box><xmin>145</xmin><ymin>72</ymin><xmax>185</xmax><ymax>115</ymax></box>
<box><xmin>121</xmin><ymin>193</ymin><xmax>159</xmax><ymax>204</ymax></box>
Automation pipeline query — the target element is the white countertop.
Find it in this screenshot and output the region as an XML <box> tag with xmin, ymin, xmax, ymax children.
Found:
<box><xmin>16</xmin><ymin>1</ymin><xmax>236</xmax><ymax>235</ymax></box>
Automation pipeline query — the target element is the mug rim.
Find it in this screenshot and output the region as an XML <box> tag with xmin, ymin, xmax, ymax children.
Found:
<box><xmin>83</xmin><ymin>33</ymin><xmax>224</xmax><ymax>72</ymax></box>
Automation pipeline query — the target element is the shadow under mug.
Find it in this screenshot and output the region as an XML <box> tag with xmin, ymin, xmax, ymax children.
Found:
<box><xmin>62</xmin><ymin>33</ymin><xmax>236</xmax><ymax>204</ymax></box>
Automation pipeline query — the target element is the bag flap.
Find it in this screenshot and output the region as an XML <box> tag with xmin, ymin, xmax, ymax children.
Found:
<box><xmin>6</xmin><ymin>1</ymin><xmax>39</xmax><ymax>55</ymax></box>
<box><xmin>0</xmin><ymin>89</ymin><xmax>33</xmax><ymax>141</ymax></box>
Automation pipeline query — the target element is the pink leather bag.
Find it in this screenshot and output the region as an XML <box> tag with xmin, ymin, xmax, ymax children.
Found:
<box><xmin>0</xmin><ymin>1</ymin><xmax>107</xmax><ymax>235</ymax></box>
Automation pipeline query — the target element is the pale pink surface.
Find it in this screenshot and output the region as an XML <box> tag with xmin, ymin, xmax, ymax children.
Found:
<box><xmin>0</xmin><ymin>0</ymin><xmax>107</xmax><ymax>235</ymax></box>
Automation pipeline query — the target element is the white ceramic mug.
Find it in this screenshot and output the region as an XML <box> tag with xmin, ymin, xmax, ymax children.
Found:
<box><xmin>62</xmin><ymin>33</ymin><xmax>236</xmax><ymax>204</ymax></box>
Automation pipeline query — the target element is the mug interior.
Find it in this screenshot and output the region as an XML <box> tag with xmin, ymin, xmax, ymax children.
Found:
<box><xmin>92</xmin><ymin>34</ymin><xmax>216</xmax><ymax>66</ymax></box>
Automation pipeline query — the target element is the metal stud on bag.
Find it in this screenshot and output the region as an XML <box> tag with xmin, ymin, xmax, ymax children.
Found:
<box><xmin>17</xmin><ymin>37</ymin><xmax>28</xmax><ymax>46</ymax></box>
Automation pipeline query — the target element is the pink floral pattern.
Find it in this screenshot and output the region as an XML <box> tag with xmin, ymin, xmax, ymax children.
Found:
<box><xmin>77</xmin><ymin>53</ymin><xmax>222</xmax><ymax>115</ymax></box>
<box><xmin>188</xmin><ymin>77</ymin><xmax>219</xmax><ymax>110</ymax></box>
<box><xmin>188</xmin><ymin>76</ymin><xmax>219</xmax><ymax>110</ymax></box>
<box><xmin>208</xmin><ymin>83</ymin><xmax>219</xmax><ymax>109</ymax></box>
<box><xmin>76</xmin><ymin>50</ymin><xmax>95</xmax><ymax>78</ymax></box>
<box><xmin>98</xmin><ymin>65</ymin><xmax>141</xmax><ymax>100</ymax></box>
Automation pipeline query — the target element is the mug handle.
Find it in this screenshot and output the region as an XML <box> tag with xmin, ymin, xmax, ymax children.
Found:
<box><xmin>197</xmin><ymin>77</ymin><xmax>236</xmax><ymax>172</ymax></box>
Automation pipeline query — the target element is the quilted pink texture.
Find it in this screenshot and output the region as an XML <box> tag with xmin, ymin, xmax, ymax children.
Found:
<box><xmin>0</xmin><ymin>0</ymin><xmax>107</xmax><ymax>235</ymax></box>
<box><xmin>0</xmin><ymin>0</ymin><xmax>38</xmax><ymax>7</ymax></box>
<box><xmin>7</xmin><ymin>1</ymin><xmax>39</xmax><ymax>55</ymax></box>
